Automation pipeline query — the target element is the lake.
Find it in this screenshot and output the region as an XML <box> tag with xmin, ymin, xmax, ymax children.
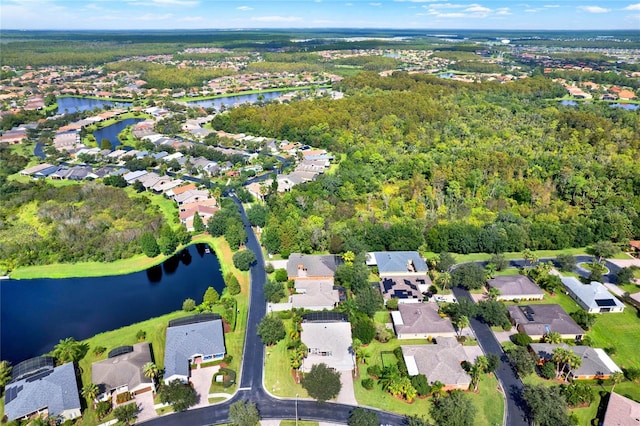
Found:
<box><xmin>0</xmin><ymin>243</ymin><xmax>225</xmax><ymax>364</ymax></box>
<box><xmin>93</xmin><ymin>117</ymin><xmax>145</xmax><ymax>149</ymax></box>
<box><xmin>186</xmin><ymin>90</ymin><xmax>292</xmax><ymax>110</ymax></box>
<box><xmin>57</xmin><ymin>97</ymin><xmax>132</xmax><ymax>114</ymax></box>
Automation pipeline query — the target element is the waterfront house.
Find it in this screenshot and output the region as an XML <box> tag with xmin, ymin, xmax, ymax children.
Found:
<box><xmin>92</xmin><ymin>343</ymin><xmax>155</xmax><ymax>401</ymax></box>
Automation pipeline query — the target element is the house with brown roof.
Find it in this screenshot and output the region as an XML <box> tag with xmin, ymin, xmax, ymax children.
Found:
<box><xmin>487</xmin><ymin>275</ymin><xmax>544</xmax><ymax>301</ymax></box>
<box><xmin>392</xmin><ymin>303</ymin><xmax>456</xmax><ymax>339</ymax></box>
<box><xmin>618</xmin><ymin>89</ymin><xmax>637</xmax><ymax>100</ymax></box>
<box><xmin>507</xmin><ymin>304</ymin><xmax>584</xmax><ymax>340</ymax></box>
<box><xmin>401</xmin><ymin>337</ymin><xmax>475</xmax><ymax>391</ymax></box>
<box><xmin>603</xmin><ymin>392</ymin><xmax>640</xmax><ymax>426</ymax></box>
<box><xmin>166</xmin><ymin>183</ymin><xmax>197</xmax><ymax>199</ymax></box>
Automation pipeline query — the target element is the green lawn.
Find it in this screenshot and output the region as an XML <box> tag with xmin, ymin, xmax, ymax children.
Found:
<box><xmin>423</xmin><ymin>247</ymin><xmax>592</xmax><ymax>265</ymax></box>
<box><xmin>588</xmin><ymin>305</ymin><xmax>640</xmax><ymax>370</ymax></box>
<box><xmin>263</xmin><ymin>327</ymin><xmax>310</xmax><ymax>399</ymax></box>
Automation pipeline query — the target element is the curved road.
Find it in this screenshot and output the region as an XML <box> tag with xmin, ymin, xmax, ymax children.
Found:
<box><xmin>143</xmin><ymin>195</ymin><xmax>407</xmax><ymax>425</ymax></box>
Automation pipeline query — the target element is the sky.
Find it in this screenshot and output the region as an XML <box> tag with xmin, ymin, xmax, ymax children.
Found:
<box><xmin>1</xmin><ymin>0</ymin><xmax>639</xmax><ymax>31</ymax></box>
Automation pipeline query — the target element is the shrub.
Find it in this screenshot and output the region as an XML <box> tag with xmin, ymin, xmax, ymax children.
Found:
<box><xmin>410</xmin><ymin>374</ymin><xmax>430</xmax><ymax>396</ymax></box>
<box><xmin>115</xmin><ymin>391</ymin><xmax>132</xmax><ymax>404</ymax></box>
<box><xmin>224</xmin><ymin>272</ymin><xmax>241</xmax><ymax>296</ymax></box>
<box><xmin>386</xmin><ymin>297</ymin><xmax>399</xmax><ymax>310</ymax></box>
<box><xmin>93</xmin><ymin>346</ymin><xmax>107</xmax><ymax>357</ymax></box>
<box><xmin>540</xmin><ymin>362</ymin><xmax>556</xmax><ymax>379</ymax></box>
<box><xmin>182</xmin><ymin>298</ymin><xmax>196</xmax><ymax>312</ymax></box>
<box><xmin>232</xmin><ymin>249</ymin><xmax>256</xmax><ymax>271</ymax></box>
<box><xmin>352</xmin><ymin>315</ymin><xmax>376</xmax><ymax>344</ymax></box>
<box><xmin>274</xmin><ymin>268</ymin><xmax>288</xmax><ymax>282</ymax></box>
<box><xmin>623</xmin><ymin>367</ymin><xmax>640</xmax><ymax>382</ymax></box>
<box><xmin>136</xmin><ymin>330</ymin><xmax>146</xmax><ymax>341</ymax></box>
<box><xmin>361</xmin><ymin>378</ymin><xmax>375</xmax><ymax>390</ymax></box>
<box><xmin>375</xmin><ymin>323</ymin><xmax>393</xmax><ymax>343</ymax></box>
<box><xmin>278</xmin><ymin>310</ymin><xmax>293</xmax><ymax>319</ymax></box>
<box><xmin>512</xmin><ymin>333</ymin><xmax>533</xmax><ymax>346</ymax></box>
<box><xmin>367</xmin><ymin>365</ymin><xmax>382</xmax><ymax>378</ymax></box>
<box><xmin>265</xmin><ymin>262</ymin><xmax>275</xmax><ymax>274</ymax></box>
<box><xmin>95</xmin><ymin>401</ymin><xmax>112</xmax><ymax>419</ymax></box>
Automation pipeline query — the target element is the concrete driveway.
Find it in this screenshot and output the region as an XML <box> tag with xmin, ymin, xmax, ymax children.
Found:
<box><xmin>190</xmin><ymin>365</ymin><xmax>219</xmax><ymax>408</ymax></box>
<box><xmin>335</xmin><ymin>370</ymin><xmax>357</xmax><ymax>405</ymax></box>
<box><xmin>135</xmin><ymin>391</ymin><xmax>157</xmax><ymax>423</ymax></box>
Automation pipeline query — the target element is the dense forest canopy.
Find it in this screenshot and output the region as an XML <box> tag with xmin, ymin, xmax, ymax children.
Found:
<box><xmin>211</xmin><ymin>72</ymin><xmax>640</xmax><ymax>255</ymax></box>
<box><xmin>0</xmin><ymin>175</ymin><xmax>166</xmax><ymax>271</ymax></box>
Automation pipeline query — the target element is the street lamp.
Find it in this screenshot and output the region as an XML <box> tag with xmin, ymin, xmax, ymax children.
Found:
<box><xmin>295</xmin><ymin>393</ymin><xmax>299</xmax><ymax>426</ymax></box>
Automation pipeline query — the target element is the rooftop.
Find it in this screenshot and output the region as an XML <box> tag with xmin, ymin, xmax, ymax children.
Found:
<box><xmin>287</xmin><ymin>253</ymin><xmax>338</xmax><ymax>279</ymax></box>
<box><xmin>603</xmin><ymin>392</ymin><xmax>640</xmax><ymax>426</ymax></box>
<box><xmin>560</xmin><ymin>277</ymin><xmax>625</xmax><ymax>310</ymax></box>
<box><xmin>529</xmin><ymin>343</ymin><xmax>621</xmax><ymax>377</ymax></box>
<box><xmin>487</xmin><ymin>275</ymin><xmax>544</xmax><ymax>297</ymax></box>
<box><xmin>92</xmin><ymin>342</ymin><xmax>153</xmax><ymax>395</ymax></box>
<box><xmin>507</xmin><ymin>304</ymin><xmax>584</xmax><ymax>337</ymax></box>
<box><xmin>401</xmin><ymin>337</ymin><xmax>473</xmax><ymax>387</ymax></box>
<box><xmin>369</xmin><ymin>251</ymin><xmax>428</xmax><ymax>275</ymax></box>
<box><xmin>392</xmin><ymin>303</ymin><xmax>456</xmax><ymax>335</ymax></box>
<box><xmin>301</xmin><ymin>322</ymin><xmax>354</xmax><ymax>372</ymax></box>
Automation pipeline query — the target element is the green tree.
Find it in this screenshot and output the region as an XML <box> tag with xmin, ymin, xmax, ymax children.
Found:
<box><xmin>225</xmin><ymin>222</ymin><xmax>247</xmax><ymax>250</ymax></box>
<box><xmin>610</xmin><ymin>371</ymin><xmax>624</xmax><ymax>392</ymax></box>
<box><xmin>486</xmin><ymin>353</ymin><xmax>500</xmax><ymax>374</ymax></box>
<box><xmin>355</xmin><ymin>284</ymin><xmax>383</xmax><ymax>317</ymax></box>
<box><xmin>182</xmin><ymin>298</ymin><xmax>196</xmax><ymax>312</ymax></box>
<box><xmin>488</xmin><ymin>253</ymin><xmax>509</xmax><ymax>271</ymax></box>
<box><xmin>351</xmin><ymin>314</ymin><xmax>376</xmax><ymax>344</ymax></box>
<box><xmin>386</xmin><ymin>297</ymin><xmax>399</xmax><ymax>310</ymax></box>
<box><xmin>616</xmin><ymin>267</ymin><xmax>635</xmax><ymax>285</ymax></box>
<box><xmin>158</xmin><ymin>226</ymin><xmax>178</xmax><ymax>255</ymax></box>
<box><xmin>301</xmin><ymin>363</ymin><xmax>342</xmax><ymax>403</ymax></box>
<box><xmin>0</xmin><ymin>360</ymin><xmax>12</xmax><ymax>392</ymax></box>
<box><xmin>192</xmin><ymin>212</ymin><xmax>205</xmax><ymax>233</ymax></box>
<box><xmin>469</xmin><ymin>356</ymin><xmax>488</xmax><ymax>391</ymax></box>
<box><xmin>476</xmin><ymin>299</ymin><xmax>510</xmax><ymax>328</ymax></box>
<box><xmin>555</xmin><ymin>254</ymin><xmax>576</xmax><ymax>272</ymax></box>
<box><xmin>410</xmin><ymin>374</ymin><xmax>430</xmax><ymax>396</ymax></box>
<box><xmin>203</xmin><ymin>286</ymin><xmax>220</xmax><ymax>307</ymax></box>
<box><xmin>544</xmin><ymin>331</ymin><xmax>562</xmax><ymax>344</ymax></box>
<box><xmin>225</xmin><ymin>272</ymin><xmax>241</xmax><ymax>295</ymax></box>
<box><xmin>274</xmin><ymin>268</ymin><xmax>289</xmax><ymax>282</ymax></box>
<box><xmin>140</xmin><ymin>231</ymin><xmax>160</xmax><ymax>257</ymax></box>
<box><xmin>233</xmin><ymin>249</ymin><xmax>256</xmax><ymax>271</ymax></box>
<box><xmin>435</xmin><ymin>272</ymin><xmax>452</xmax><ymax>291</ymax></box>
<box><xmin>406</xmin><ymin>415</ymin><xmax>431</xmax><ymax>426</ymax></box>
<box><xmin>264</xmin><ymin>279</ymin><xmax>285</xmax><ymax>303</ymax></box>
<box><xmin>522</xmin><ymin>249</ymin><xmax>538</xmax><ymax>267</ymax></box>
<box><xmin>348</xmin><ymin>407</ymin><xmax>379</xmax><ymax>426</ymax></box>
<box><xmin>136</xmin><ymin>330</ymin><xmax>147</xmax><ymax>341</ymax></box>
<box><xmin>591</xmin><ymin>240</ymin><xmax>618</xmax><ymax>262</ymax></box>
<box><xmin>454</xmin><ymin>315</ymin><xmax>469</xmax><ymax>337</ymax></box>
<box><xmin>570</xmin><ymin>310</ymin><xmax>596</xmax><ymax>330</ymax></box>
<box><xmin>175</xmin><ymin>225</ymin><xmax>191</xmax><ymax>245</ymax></box>
<box><xmin>82</xmin><ymin>382</ymin><xmax>99</xmax><ymax>403</ymax></box>
<box><xmin>257</xmin><ymin>314</ymin><xmax>286</xmax><ymax>345</ymax></box>
<box><xmin>436</xmin><ymin>252</ymin><xmax>456</xmax><ymax>272</ymax></box>
<box><xmin>228</xmin><ymin>400</ymin><xmax>260</xmax><ymax>426</ymax></box>
<box><xmin>96</xmin><ymin>400</ymin><xmax>112</xmax><ymax>419</ymax></box>
<box><xmin>507</xmin><ymin>346</ymin><xmax>538</xmax><ymax>376</ymax></box>
<box><xmin>52</xmin><ymin>337</ymin><xmax>88</xmax><ymax>364</ymax></box>
<box><xmin>142</xmin><ymin>362</ymin><xmax>159</xmax><ymax>382</ymax></box>
<box><xmin>159</xmin><ymin>379</ymin><xmax>197</xmax><ymax>412</ymax></box>
<box><xmin>100</xmin><ymin>138</ymin><xmax>112</xmax><ymax>150</ymax></box>
<box><xmin>523</xmin><ymin>384</ymin><xmax>572</xmax><ymax>426</ymax></box>
<box><xmin>430</xmin><ymin>390</ymin><xmax>476</xmax><ymax>426</ymax></box>
<box><xmin>246</xmin><ymin>204</ymin><xmax>268</xmax><ymax>228</ymax></box>
<box><xmin>451</xmin><ymin>263</ymin><xmax>486</xmax><ymax>290</ymax></box>
<box><xmin>113</xmin><ymin>402</ymin><xmax>138</xmax><ymax>425</ymax></box>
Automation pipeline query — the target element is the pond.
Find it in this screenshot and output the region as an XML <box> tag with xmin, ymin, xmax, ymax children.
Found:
<box><xmin>0</xmin><ymin>243</ymin><xmax>225</xmax><ymax>364</ymax></box>
<box><xmin>56</xmin><ymin>97</ymin><xmax>132</xmax><ymax>114</ymax></box>
<box><xmin>93</xmin><ymin>118</ymin><xmax>145</xmax><ymax>149</ymax></box>
<box><xmin>186</xmin><ymin>90</ymin><xmax>293</xmax><ymax>110</ymax></box>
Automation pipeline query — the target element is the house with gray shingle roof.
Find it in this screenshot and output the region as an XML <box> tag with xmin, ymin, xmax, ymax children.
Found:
<box><xmin>4</xmin><ymin>361</ymin><xmax>81</xmax><ymax>422</ymax></box>
<box><xmin>487</xmin><ymin>275</ymin><xmax>544</xmax><ymax>301</ymax></box>
<box><xmin>507</xmin><ymin>304</ymin><xmax>584</xmax><ymax>340</ymax></box>
<box><xmin>529</xmin><ymin>343</ymin><xmax>621</xmax><ymax>380</ymax></box>
<box><xmin>560</xmin><ymin>277</ymin><xmax>625</xmax><ymax>313</ymax></box>
<box><xmin>401</xmin><ymin>337</ymin><xmax>473</xmax><ymax>391</ymax></box>
<box><xmin>368</xmin><ymin>251</ymin><xmax>429</xmax><ymax>276</ymax></box>
<box><xmin>163</xmin><ymin>319</ymin><xmax>226</xmax><ymax>384</ymax></box>
<box><xmin>92</xmin><ymin>343</ymin><xmax>155</xmax><ymax>401</ymax></box>
<box><xmin>392</xmin><ymin>303</ymin><xmax>456</xmax><ymax>339</ymax></box>
<box><xmin>290</xmin><ymin>279</ymin><xmax>340</xmax><ymax>311</ymax></box>
<box><xmin>603</xmin><ymin>392</ymin><xmax>640</xmax><ymax>426</ymax></box>
<box><xmin>287</xmin><ymin>254</ymin><xmax>338</xmax><ymax>281</ymax></box>
<box><xmin>301</xmin><ymin>321</ymin><xmax>354</xmax><ymax>372</ymax></box>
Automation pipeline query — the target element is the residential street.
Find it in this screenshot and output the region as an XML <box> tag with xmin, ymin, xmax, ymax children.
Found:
<box><xmin>142</xmin><ymin>195</ymin><xmax>407</xmax><ymax>425</ymax></box>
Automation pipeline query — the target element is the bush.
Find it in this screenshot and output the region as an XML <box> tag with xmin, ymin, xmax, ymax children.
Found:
<box><xmin>512</xmin><ymin>333</ymin><xmax>533</xmax><ymax>346</ymax></box>
<box><xmin>410</xmin><ymin>374</ymin><xmax>430</xmax><ymax>396</ymax></box>
<box><xmin>352</xmin><ymin>315</ymin><xmax>376</xmax><ymax>344</ymax></box>
<box><xmin>367</xmin><ymin>364</ymin><xmax>382</xmax><ymax>378</ymax></box>
<box><xmin>274</xmin><ymin>268</ymin><xmax>288</xmax><ymax>282</ymax></box>
<box><xmin>224</xmin><ymin>272</ymin><xmax>241</xmax><ymax>296</ymax></box>
<box><xmin>361</xmin><ymin>378</ymin><xmax>375</xmax><ymax>390</ymax></box>
<box><xmin>540</xmin><ymin>362</ymin><xmax>556</xmax><ymax>380</ymax></box>
<box><xmin>265</xmin><ymin>262</ymin><xmax>275</xmax><ymax>274</ymax></box>
<box><xmin>93</xmin><ymin>346</ymin><xmax>107</xmax><ymax>357</ymax></box>
<box><xmin>233</xmin><ymin>249</ymin><xmax>256</xmax><ymax>271</ymax></box>
<box><xmin>386</xmin><ymin>297</ymin><xmax>399</xmax><ymax>310</ymax></box>
<box><xmin>95</xmin><ymin>401</ymin><xmax>112</xmax><ymax>419</ymax></box>
<box><xmin>623</xmin><ymin>367</ymin><xmax>640</xmax><ymax>382</ymax></box>
<box><xmin>278</xmin><ymin>310</ymin><xmax>293</xmax><ymax>319</ymax></box>
<box><xmin>136</xmin><ymin>330</ymin><xmax>146</xmax><ymax>341</ymax></box>
<box><xmin>182</xmin><ymin>298</ymin><xmax>196</xmax><ymax>312</ymax></box>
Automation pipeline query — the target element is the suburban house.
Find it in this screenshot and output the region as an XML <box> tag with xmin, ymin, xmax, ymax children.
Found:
<box><xmin>560</xmin><ymin>277</ymin><xmax>625</xmax><ymax>313</ymax></box>
<box><xmin>91</xmin><ymin>343</ymin><xmax>155</xmax><ymax>402</ymax></box>
<box><xmin>602</xmin><ymin>392</ymin><xmax>640</xmax><ymax>426</ymax></box>
<box><xmin>173</xmin><ymin>189</ymin><xmax>211</xmax><ymax>206</ymax></box>
<box><xmin>287</xmin><ymin>253</ymin><xmax>339</xmax><ymax>281</ymax></box>
<box><xmin>529</xmin><ymin>343</ymin><xmax>622</xmax><ymax>380</ymax></box>
<box><xmin>179</xmin><ymin>199</ymin><xmax>219</xmax><ymax>231</ymax></box>
<box><xmin>368</xmin><ymin>251</ymin><xmax>431</xmax><ymax>304</ymax></box>
<box><xmin>486</xmin><ymin>275</ymin><xmax>544</xmax><ymax>301</ymax></box>
<box><xmin>4</xmin><ymin>358</ymin><xmax>81</xmax><ymax>422</ymax></box>
<box><xmin>401</xmin><ymin>337</ymin><xmax>474</xmax><ymax>391</ymax></box>
<box><xmin>163</xmin><ymin>316</ymin><xmax>226</xmax><ymax>384</ymax></box>
<box><xmin>290</xmin><ymin>279</ymin><xmax>341</xmax><ymax>311</ymax></box>
<box><xmin>166</xmin><ymin>183</ymin><xmax>197</xmax><ymax>199</ymax></box>
<box><xmin>392</xmin><ymin>303</ymin><xmax>456</xmax><ymax>339</ymax></box>
<box><xmin>300</xmin><ymin>313</ymin><xmax>354</xmax><ymax>372</ymax></box>
<box><xmin>507</xmin><ymin>304</ymin><xmax>584</xmax><ymax>340</ymax></box>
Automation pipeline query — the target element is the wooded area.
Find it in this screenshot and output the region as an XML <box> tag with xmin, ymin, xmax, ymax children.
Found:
<box><xmin>211</xmin><ymin>72</ymin><xmax>640</xmax><ymax>255</ymax></box>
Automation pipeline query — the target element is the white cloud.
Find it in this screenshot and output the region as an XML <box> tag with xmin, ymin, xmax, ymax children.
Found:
<box><xmin>152</xmin><ymin>0</ymin><xmax>199</xmax><ymax>5</ymax></box>
<box><xmin>544</xmin><ymin>4</ymin><xmax>560</xmax><ymax>7</ymax></box>
<box><xmin>623</xmin><ymin>3</ymin><xmax>640</xmax><ymax>10</ymax></box>
<box><xmin>578</xmin><ymin>5</ymin><xmax>610</xmax><ymax>13</ymax></box>
<box><xmin>369</xmin><ymin>2</ymin><xmax>382</xmax><ymax>5</ymax></box>
<box><xmin>464</xmin><ymin>4</ymin><xmax>491</xmax><ymax>13</ymax></box>
<box><xmin>237</xmin><ymin>5</ymin><xmax>253</xmax><ymax>11</ymax></box>
<box><xmin>525</xmin><ymin>8</ymin><xmax>540</xmax><ymax>12</ymax></box>
<box><xmin>425</xmin><ymin>3</ymin><xmax>466</xmax><ymax>9</ymax></box>
<box><xmin>496</xmin><ymin>7</ymin><xmax>511</xmax><ymax>14</ymax></box>
<box><xmin>138</xmin><ymin>12</ymin><xmax>173</xmax><ymax>20</ymax></box>
<box><xmin>345</xmin><ymin>2</ymin><xmax>353</xmax><ymax>5</ymax></box>
<box><xmin>394</xmin><ymin>0</ymin><xmax>439</xmax><ymax>2</ymax></box>
<box><xmin>250</xmin><ymin>15</ymin><xmax>303</xmax><ymax>22</ymax></box>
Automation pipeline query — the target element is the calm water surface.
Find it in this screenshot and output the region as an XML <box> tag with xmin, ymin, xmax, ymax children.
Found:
<box><xmin>93</xmin><ymin>118</ymin><xmax>145</xmax><ymax>149</ymax></box>
<box><xmin>0</xmin><ymin>244</ymin><xmax>224</xmax><ymax>364</ymax></box>
<box><xmin>187</xmin><ymin>91</ymin><xmax>289</xmax><ymax>109</ymax></box>
<box><xmin>56</xmin><ymin>97</ymin><xmax>132</xmax><ymax>114</ymax></box>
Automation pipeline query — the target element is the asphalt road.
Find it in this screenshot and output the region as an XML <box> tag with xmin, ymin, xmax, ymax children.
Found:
<box><xmin>452</xmin><ymin>286</ymin><xmax>530</xmax><ymax>426</ymax></box>
<box><xmin>143</xmin><ymin>195</ymin><xmax>407</xmax><ymax>426</ymax></box>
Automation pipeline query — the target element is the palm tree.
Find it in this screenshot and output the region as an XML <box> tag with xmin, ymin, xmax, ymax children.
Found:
<box><xmin>610</xmin><ymin>371</ymin><xmax>624</xmax><ymax>392</ymax></box>
<box><xmin>564</xmin><ymin>351</ymin><xmax>582</xmax><ymax>382</ymax></box>
<box><xmin>470</xmin><ymin>356</ymin><xmax>489</xmax><ymax>391</ymax></box>
<box><xmin>522</xmin><ymin>249</ymin><xmax>538</xmax><ymax>267</ymax></box>
<box><xmin>53</xmin><ymin>337</ymin><xmax>86</xmax><ymax>364</ymax></box>
<box><xmin>0</xmin><ymin>360</ymin><xmax>12</xmax><ymax>390</ymax></box>
<box><xmin>430</xmin><ymin>381</ymin><xmax>445</xmax><ymax>400</ymax></box>
<box><xmin>82</xmin><ymin>382</ymin><xmax>100</xmax><ymax>405</ymax></box>
<box><xmin>142</xmin><ymin>362</ymin><xmax>159</xmax><ymax>382</ymax></box>
<box><xmin>455</xmin><ymin>315</ymin><xmax>470</xmax><ymax>337</ymax></box>
<box><xmin>552</xmin><ymin>347</ymin><xmax>569</xmax><ymax>379</ymax></box>
<box><xmin>436</xmin><ymin>272</ymin><xmax>451</xmax><ymax>291</ymax></box>
<box><xmin>487</xmin><ymin>287</ymin><xmax>501</xmax><ymax>300</ymax></box>
<box><xmin>543</xmin><ymin>331</ymin><xmax>562</xmax><ymax>344</ymax></box>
